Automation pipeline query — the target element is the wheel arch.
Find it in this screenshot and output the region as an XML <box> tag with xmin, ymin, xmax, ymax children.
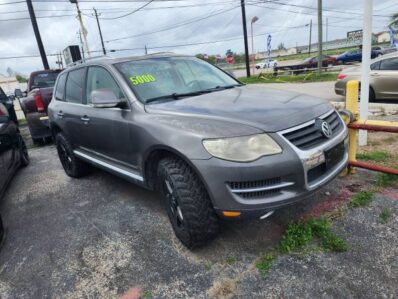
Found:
<box><xmin>143</xmin><ymin>145</ymin><xmax>210</xmax><ymax>195</ymax></box>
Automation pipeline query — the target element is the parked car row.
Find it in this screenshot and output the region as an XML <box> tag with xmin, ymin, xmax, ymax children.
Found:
<box><xmin>335</xmin><ymin>52</ymin><xmax>398</xmax><ymax>101</ymax></box>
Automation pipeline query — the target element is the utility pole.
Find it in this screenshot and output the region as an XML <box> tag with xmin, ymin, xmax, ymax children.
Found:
<box><xmin>26</xmin><ymin>0</ymin><xmax>49</xmax><ymax>69</ymax></box>
<box><xmin>70</xmin><ymin>0</ymin><xmax>90</xmax><ymax>57</ymax></box>
<box><xmin>93</xmin><ymin>8</ymin><xmax>106</xmax><ymax>55</ymax></box>
<box><xmin>240</xmin><ymin>0</ymin><xmax>250</xmax><ymax>77</ymax></box>
<box><xmin>77</xmin><ymin>30</ymin><xmax>85</xmax><ymax>60</ymax></box>
<box><xmin>359</xmin><ymin>0</ymin><xmax>373</xmax><ymax>146</ymax></box>
<box><xmin>308</xmin><ymin>19</ymin><xmax>312</xmax><ymax>56</ymax></box>
<box><xmin>145</xmin><ymin>45</ymin><xmax>148</xmax><ymax>55</ymax></box>
<box><xmin>317</xmin><ymin>0</ymin><xmax>323</xmax><ymax>75</ymax></box>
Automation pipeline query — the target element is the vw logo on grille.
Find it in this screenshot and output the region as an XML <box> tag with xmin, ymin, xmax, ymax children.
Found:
<box><xmin>320</xmin><ymin>120</ymin><xmax>332</xmax><ymax>138</ymax></box>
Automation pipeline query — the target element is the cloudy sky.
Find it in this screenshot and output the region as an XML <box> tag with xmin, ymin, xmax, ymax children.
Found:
<box><xmin>0</xmin><ymin>0</ymin><xmax>397</xmax><ymax>75</ymax></box>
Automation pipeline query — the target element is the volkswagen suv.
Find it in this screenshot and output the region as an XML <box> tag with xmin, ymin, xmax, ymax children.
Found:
<box><xmin>48</xmin><ymin>53</ymin><xmax>348</xmax><ymax>248</ymax></box>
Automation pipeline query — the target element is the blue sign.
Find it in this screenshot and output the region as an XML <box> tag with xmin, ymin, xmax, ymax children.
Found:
<box><xmin>388</xmin><ymin>26</ymin><xmax>396</xmax><ymax>46</ymax></box>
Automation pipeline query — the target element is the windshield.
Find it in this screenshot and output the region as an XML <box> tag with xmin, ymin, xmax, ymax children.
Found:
<box><xmin>31</xmin><ymin>71</ymin><xmax>60</xmax><ymax>89</ymax></box>
<box><xmin>115</xmin><ymin>57</ymin><xmax>239</xmax><ymax>103</ymax></box>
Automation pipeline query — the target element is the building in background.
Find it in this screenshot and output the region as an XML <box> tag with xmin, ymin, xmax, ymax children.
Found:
<box><xmin>0</xmin><ymin>74</ymin><xmax>28</xmax><ymax>95</ymax></box>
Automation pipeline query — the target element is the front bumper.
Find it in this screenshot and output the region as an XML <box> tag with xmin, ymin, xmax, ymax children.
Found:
<box><xmin>191</xmin><ymin>112</ymin><xmax>348</xmax><ymax>220</ymax></box>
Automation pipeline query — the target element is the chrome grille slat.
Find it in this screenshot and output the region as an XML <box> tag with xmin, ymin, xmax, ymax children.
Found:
<box><xmin>282</xmin><ymin>111</ymin><xmax>343</xmax><ymax>150</ymax></box>
<box><xmin>228</xmin><ymin>178</ymin><xmax>294</xmax><ymax>200</ymax></box>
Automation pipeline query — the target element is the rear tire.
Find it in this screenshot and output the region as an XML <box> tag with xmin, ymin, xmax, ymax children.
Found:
<box><xmin>56</xmin><ymin>133</ymin><xmax>91</xmax><ymax>178</ymax></box>
<box><xmin>157</xmin><ymin>157</ymin><xmax>219</xmax><ymax>248</ymax></box>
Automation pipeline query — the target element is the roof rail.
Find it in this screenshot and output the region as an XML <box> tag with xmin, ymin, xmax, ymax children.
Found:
<box><xmin>68</xmin><ymin>55</ymin><xmax>111</xmax><ymax>67</ymax></box>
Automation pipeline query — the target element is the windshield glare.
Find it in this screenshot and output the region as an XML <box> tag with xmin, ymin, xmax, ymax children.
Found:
<box><xmin>115</xmin><ymin>57</ymin><xmax>239</xmax><ymax>103</ymax></box>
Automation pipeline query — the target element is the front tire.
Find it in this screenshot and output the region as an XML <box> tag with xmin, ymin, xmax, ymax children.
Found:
<box><xmin>18</xmin><ymin>136</ymin><xmax>29</xmax><ymax>167</ymax></box>
<box><xmin>56</xmin><ymin>133</ymin><xmax>91</xmax><ymax>178</ymax></box>
<box><xmin>157</xmin><ymin>157</ymin><xmax>219</xmax><ymax>248</ymax></box>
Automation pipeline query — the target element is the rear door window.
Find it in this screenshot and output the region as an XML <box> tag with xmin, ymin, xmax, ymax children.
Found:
<box><xmin>54</xmin><ymin>73</ymin><xmax>67</xmax><ymax>101</ymax></box>
<box><xmin>379</xmin><ymin>58</ymin><xmax>398</xmax><ymax>71</ymax></box>
<box><xmin>65</xmin><ymin>68</ymin><xmax>86</xmax><ymax>104</ymax></box>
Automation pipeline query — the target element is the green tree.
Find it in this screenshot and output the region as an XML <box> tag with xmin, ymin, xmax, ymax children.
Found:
<box><xmin>277</xmin><ymin>42</ymin><xmax>285</xmax><ymax>50</ymax></box>
<box><xmin>16</xmin><ymin>75</ymin><xmax>28</xmax><ymax>83</ymax></box>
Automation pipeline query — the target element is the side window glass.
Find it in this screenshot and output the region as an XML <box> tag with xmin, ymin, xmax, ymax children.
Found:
<box><xmin>86</xmin><ymin>67</ymin><xmax>125</xmax><ymax>104</ymax></box>
<box><xmin>379</xmin><ymin>58</ymin><xmax>398</xmax><ymax>71</ymax></box>
<box><xmin>65</xmin><ymin>68</ymin><xmax>85</xmax><ymax>104</ymax></box>
<box><xmin>55</xmin><ymin>73</ymin><xmax>67</xmax><ymax>101</ymax></box>
<box><xmin>370</xmin><ymin>61</ymin><xmax>380</xmax><ymax>71</ymax></box>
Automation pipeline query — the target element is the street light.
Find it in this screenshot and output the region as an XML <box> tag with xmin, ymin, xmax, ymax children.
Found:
<box><xmin>251</xmin><ymin>16</ymin><xmax>259</xmax><ymax>75</ymax></box>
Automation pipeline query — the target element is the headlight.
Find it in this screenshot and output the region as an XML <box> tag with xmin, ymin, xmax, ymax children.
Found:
<box><xmin>202</xmin><ymin>134</ymin><xmax>282</xmax><ymax>162</ymax></box>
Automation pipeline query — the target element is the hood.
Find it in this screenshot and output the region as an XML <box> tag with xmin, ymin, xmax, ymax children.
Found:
<box><xmin>145</xmin><ymin>85</ymin><xmax>332</xmax><ymax>132</ymax></box>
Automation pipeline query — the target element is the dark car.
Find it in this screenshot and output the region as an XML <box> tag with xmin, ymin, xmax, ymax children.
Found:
<box><xmin>336</xmin><ymin>49</ymin><xmax>383</xmax><ymax>64</ymax></box>
<box><xmin>0</xmin><ymin>87</ymin><xmax>18</xmax><ymax>125</ymax></box>
<box><xmin>276</xmin><ymin>55</ymin><xmax>337</xmax><ymax>72</ymax></box>
<box><xmin>0</xmin><ymin>102</ymin><xmax>30</xmax><ymax>247</ymax></box>
<box><xmin>16</xmin><ymin>69</ymin><xmax>61</xmax><ymax>144</ymax></box>
<box><xmin>49</xmin><ymin>54</ymin><xmax>348</xmax><ymax>248</ymax></box>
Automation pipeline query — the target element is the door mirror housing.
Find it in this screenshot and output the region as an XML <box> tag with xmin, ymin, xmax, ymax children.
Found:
<box><xmin>90</xmin><ymin>89</ymin><xmax>125</xmax><ymax>108</ymax></box>
<box><xmin>14</xmin><ymin>88</ymin><xmax>23</xmax><ymax>98</ymax></box>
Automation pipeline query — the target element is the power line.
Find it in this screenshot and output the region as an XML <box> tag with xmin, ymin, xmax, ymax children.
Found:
<box><xmin>83</xmin><ymin>0</ymin><xmax>155</xmax><ymax>20</ymax></box>
<box><xmin>0</xmin><ymin>0</ymin><xmax>25</xmax><ymax>5</ymax></box>
<box><xmin>0</xmin><ymin>14</ymin><xmax>76</xmax><ymax>22</ymax></box>
<box><xmin>105</xmin><ymin>5</ymin><xmax>239</xmax><ymax>42</ymax></box>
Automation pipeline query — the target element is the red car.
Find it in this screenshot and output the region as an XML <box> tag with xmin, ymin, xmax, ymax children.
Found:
<box><xmin>276</xmin><ymin>55</ymin><xmax>337</xmax><ymax>72</ymax></box>
<box><xmin>15</xmin><ymin>69</ymin><xmax>62</xmax><ymax>144</ymax></box>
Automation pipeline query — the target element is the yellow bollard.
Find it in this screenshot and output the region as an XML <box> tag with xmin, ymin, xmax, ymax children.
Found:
<box><xmin>345</xmin><ymin>80</ymin><xmax>359</xmax><ymax>174</ymax></box>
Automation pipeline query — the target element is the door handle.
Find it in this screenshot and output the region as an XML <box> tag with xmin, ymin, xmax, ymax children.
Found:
<box><xmin>80</xmin><ymin>116</ymin><xmax>90</xmax><ymax>123</ymax></box>
<box><xmin>57</xmin><ymin>111</ymin><xmax>64</xmax><ymax>118</ymax></box>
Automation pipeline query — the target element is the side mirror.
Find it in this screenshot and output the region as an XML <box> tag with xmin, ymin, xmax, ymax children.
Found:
<box><xmin>14</xmin><ymin>89</ymin><xmax>23</xmax><ymax>98</ymax></box>
<box><xmin>91</xmin><ymin>89</ymin><xmax>125</xmax><ymax>108</ymax></box>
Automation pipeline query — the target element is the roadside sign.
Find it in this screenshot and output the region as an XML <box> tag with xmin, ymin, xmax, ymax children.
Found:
<box><xmin>226</xmin><ymin>54</ymin><xmax>234</xmax><ymax>64</ymax></box>
<box><xmin>347</xmin><ymin>30</ymin><xmax>363</xmax><ymax>42</ymax></box>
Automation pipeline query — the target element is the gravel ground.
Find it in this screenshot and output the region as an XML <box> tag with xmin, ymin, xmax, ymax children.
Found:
<box><xmin>0</xmin><ymin>142</ymin><xmax>396</xmax><ymax>298</ymax></box>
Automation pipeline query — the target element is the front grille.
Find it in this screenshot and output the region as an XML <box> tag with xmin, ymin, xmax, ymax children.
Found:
<box><xmin>282</xmin><ymin>111</ymin><xmax>343</xmax><ymax>150</ymax></box>
<box><xmin>228</xmin><ymin>177</ymin><xmax>282</xmax><ymax>190</ymax></box>
<box><xmin>227</xmin><ymin>177</ymin><xmax>292</xmax><ymax>200</ymax></box>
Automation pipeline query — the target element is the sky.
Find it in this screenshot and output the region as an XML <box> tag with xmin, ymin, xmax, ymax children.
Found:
<box><xmin>0</xmin><ymin>0</ymin><xmax>397</xmax><ymax>75</ymax></box>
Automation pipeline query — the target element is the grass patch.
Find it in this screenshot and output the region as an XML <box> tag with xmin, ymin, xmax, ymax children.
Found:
<box><xmin>379</xmin><ymin>208</ymin><xmax>392</xmax><ymax>224</ymax></box>
<box><xmin>356</xmin><ymin>151</ymin><xmax>390</xmax><ymax>162</ymax></box>
<box><xmin>255</xmin><ymin>254</ymin><xmax>274</xmax><ymax>279</ymax></box>
<box><xmin>204</xmin><ymin>262</ymin><xmax>212</xmax><ymax>271</ymax></box>
<box><xmin>143</xmin><ymin>290</ymin><xmax>153</xmax><ymax>298</ymax></box>
<box><xmin>349</xmin><ymin>191</ymin><xmax>374</xmax><ymax>208</ymax></box>
<box><xmin>377</xmin><ymin>173</ymin><xmax>398</xmax><ymax>187</ymax></box>
<box><xmin>238</xmin><ymin>72</ymin><xmax>338</xmax><ymax>84</ymax></box>
<box><xmin>225</xmin><ymin>256</ymin><xmax>237</xmax><ymax>265</ymax></box>
<box><xmin>18</xmin><ymin>118</ymin><xmax>27</xmax><ymax>127</ymax></box>
<box><xmin>278</xmin><ymin>218</ymin><xmax>347</xmax><ymax>254</ymax></box>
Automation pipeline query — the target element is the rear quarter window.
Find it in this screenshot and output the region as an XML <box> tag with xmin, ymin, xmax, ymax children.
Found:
<box><xmin>379</xmin><ymin>57</ymin><xmax>398</xmax><ymax>71</ymax></box>
<box><xmin>54</xmin><ymin>73</ymin><xmax>67</xmax><ymax>101</ymax></box>
<box><xmin>65</xmin><ymin>68</ymin><xmax>86</xmax><ymax>104</ymax></box>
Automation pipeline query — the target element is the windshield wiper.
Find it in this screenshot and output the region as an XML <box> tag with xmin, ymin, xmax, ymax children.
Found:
<box><xmin>145</xmin><ymin>91</ymin><xmax>207</xmax><ymax>104</ymax></box>
<box><xmin>145</xmin><ymin>84</ymin><xmax>243</xmax><ymax>104</ymax></box>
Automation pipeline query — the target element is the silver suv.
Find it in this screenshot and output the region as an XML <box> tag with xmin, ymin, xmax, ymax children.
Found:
<box><xmin>48</xmin><ymin>53</ymin><xmax>348</xmax><ymax>248</ymax></box>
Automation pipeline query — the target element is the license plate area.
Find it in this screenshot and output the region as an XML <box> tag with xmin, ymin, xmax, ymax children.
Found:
<box><xmin>307</xmin><ymin>141</ymin><xmax>345</xmax><ymax>184</ymax></box>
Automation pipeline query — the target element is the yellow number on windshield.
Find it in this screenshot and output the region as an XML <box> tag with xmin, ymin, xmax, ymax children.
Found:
<box><xmin>129</xmin><ymin>74</ymin><xmax>156</xmax><ymax>85</ymax></box>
